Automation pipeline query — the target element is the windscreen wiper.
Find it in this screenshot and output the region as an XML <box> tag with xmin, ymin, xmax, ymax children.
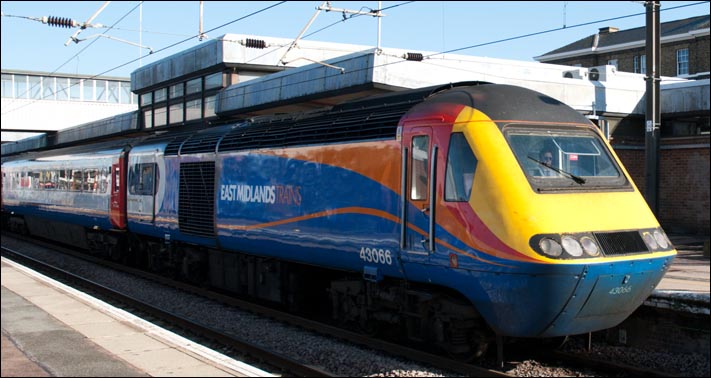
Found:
<box><xmin>528</xmin><ymin>156</ymin><xmax>586</xmax><ymax>185</ymax></box>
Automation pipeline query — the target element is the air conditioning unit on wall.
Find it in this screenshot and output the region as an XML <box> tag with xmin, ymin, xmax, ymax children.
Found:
<box><xmin>588</xmin><ymin>65</ymin><xmax>617</xmax><ymax>82</ymax></box>
<box><xmin>563</xmin><ymin>68</ymin><xmax>588</xmax><ymax>79</ymax></box>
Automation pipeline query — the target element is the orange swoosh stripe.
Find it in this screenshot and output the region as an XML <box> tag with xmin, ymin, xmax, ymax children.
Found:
<box><xmin>217</xmin><ymin>206</ymin><xmax>399</xmax><ymax>230</ymax></box>
<box><xmin>216</xmin><ymin>206</ymin><xmax>503</xmax><ymax>265</ymax></box>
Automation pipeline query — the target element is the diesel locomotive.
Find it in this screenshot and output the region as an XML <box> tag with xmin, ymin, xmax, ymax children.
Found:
<box><xmin>1</xmin><ymin>82</ymin><xmax>676</xmax><ymax>358</ymax></box>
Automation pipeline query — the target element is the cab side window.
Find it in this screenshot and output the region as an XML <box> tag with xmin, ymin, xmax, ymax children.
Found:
<box><xmin>445</xmin><ymin>133</ymin><xmax>477</xmax><ymax>201</ymax></box>
<box><xmin>129</xmin><ymin>163</ymin><xmax>156</xmax><ymax>195</ymax></box>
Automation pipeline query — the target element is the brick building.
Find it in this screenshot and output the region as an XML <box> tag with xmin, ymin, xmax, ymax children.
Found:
<box><xmin>536</xmin><ymin>15</ymin><xmax>710</xmax><ymax>236</ymax></box>
<box><xmin>616</xmin><ymin>138</ymin><xmax>710</xmax><ymax>235</ymax></box>
<box><xmin>535</xmin><ymin>15</ymin><xmax>709</xmax><ymax>80</ymax></box>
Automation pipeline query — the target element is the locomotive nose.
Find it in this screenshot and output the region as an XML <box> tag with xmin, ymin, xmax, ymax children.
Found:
<box><xmin>538</xmin><ymin>256</ymin><xmax>673</xmax><ymax>337</ymax></box>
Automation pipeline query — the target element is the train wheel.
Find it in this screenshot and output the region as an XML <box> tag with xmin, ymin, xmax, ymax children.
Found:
<box><xmin>440</xmin><ymin>323</ymin><xmax>490</xmax><ymax>362</ymax></box>
<box><xmin>427</xmin><ymin>294</ymin><xmax>492</xmax><ymax>361</ymax></box>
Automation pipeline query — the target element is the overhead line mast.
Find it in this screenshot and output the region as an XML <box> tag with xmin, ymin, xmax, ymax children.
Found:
<box><xmin>644</xmin><ymin>0</ymin><xmax>661</xmax><ymax>215</ymax></box>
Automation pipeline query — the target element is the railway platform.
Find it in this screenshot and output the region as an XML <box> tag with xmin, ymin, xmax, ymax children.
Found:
<box><xmin>649</xmin><ymin>234</ymin><xmax>710</xmax><ymax>311</ymax></box>
<box><xmin>1</xmin><ymin>258</ymin><xmax>273</xmax><ymax>377</ymax></box>
<box><xmin>655</xmin><ymin>234</ymin><xmax>710</xmax><ymax>293</ymax></box>
<box><xmin>2</xmin><ymin>234</ymin><xmax>708</xmax><ymax>377</ymax></box>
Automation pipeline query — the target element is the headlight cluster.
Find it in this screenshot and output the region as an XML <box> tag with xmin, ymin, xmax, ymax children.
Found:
<box><xmin>534</xmin><ymin>233</ymin><xmax>601</xmax><ymax>259</ymax></box>
<box><xmin>641</xmin><ymin>229</ymin><xmax>671</xmax><ymax>251</ymax></box>
<box><xmin>531</xmin><ymin>228</ymin><xmax>673</xmax><ymax>259</ymax></box>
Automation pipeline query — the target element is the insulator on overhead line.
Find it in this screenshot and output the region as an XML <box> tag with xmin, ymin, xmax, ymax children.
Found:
<box><xmin>403</xmin><ymin>52</ymin><xmax>424</xmax><ymax>62</ymax></box>
<box><xmin>45</xmin><ymin>16</ymin><xmax>76</xmax><ymax>28</ymax></box>
<box><xmin>244</xmin><ymin>38</ymin><xmax>267</xmax><ymax>49</ymax></box>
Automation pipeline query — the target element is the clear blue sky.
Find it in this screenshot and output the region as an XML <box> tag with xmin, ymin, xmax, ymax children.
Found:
<box><xmin>1</xmin><ymin>1</ymin><xmax>708</xmax><ymax>78</ymax></box>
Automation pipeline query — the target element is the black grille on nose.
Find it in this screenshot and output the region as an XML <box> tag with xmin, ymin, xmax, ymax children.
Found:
<box><xmin>594</xmin><ymin>231</ymin><xmax>648</xmax><ymax>256</ymax></box>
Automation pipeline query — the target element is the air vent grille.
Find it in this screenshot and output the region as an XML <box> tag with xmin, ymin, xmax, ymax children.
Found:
<box><xmin>165</xmin><ymin>139</ymin><xmax>185</xmax><ymax>156</ymax></box>
<box><xmin>179</xmin><ymin>127</ymin><xmax>231</xmax><ymax>155</ymax></box>
<box><xmin>179</xmin><ymin>162</ymin><xmax>215</xmax><ymax>237</ymax></box>
<box><xmin>218</xmin><ymin>103</ymin><xmax>414</xmax><ymax>152</ymax></box>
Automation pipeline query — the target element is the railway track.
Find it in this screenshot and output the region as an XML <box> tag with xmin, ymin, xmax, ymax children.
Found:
<box><xmin>1</xmin><ymin>242</ymin><xmax>332</xmax><ymax>377</ymax></box>
<box><xmin>545</xmin><ymin>349</ymin><xmax>685</xmax><ymax>377</ymax></box>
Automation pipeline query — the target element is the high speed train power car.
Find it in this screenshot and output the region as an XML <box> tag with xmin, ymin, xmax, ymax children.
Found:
<box><xmin>2</xmin><ymin>82</ymin><xmax>676</xmax><ymax>358</ymax></box>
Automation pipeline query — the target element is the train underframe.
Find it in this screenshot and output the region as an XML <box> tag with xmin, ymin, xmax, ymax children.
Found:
<box><xmin>133</xmin><ymin>234</ymin><xmax>494</xmax><ymax>359</ymax></box>
<box><xmin>4</xmin><ymin>214</ymin><xmax>493</xmax><ymax>359</ymax></box>
<box><xmin>329</xmin><ymin>278</ymin><xmax>493</xmax><ymax>359</ymax></box>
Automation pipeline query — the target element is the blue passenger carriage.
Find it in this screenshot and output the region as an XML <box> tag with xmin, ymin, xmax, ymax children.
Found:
<box><xmin>2</xmin><ymin>142</ymin><xmax>130</xmax><ymax>253</ymax></box>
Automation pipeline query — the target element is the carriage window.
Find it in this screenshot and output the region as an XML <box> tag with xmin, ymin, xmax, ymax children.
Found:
<box><xmin>84</xmin><ymin>169</ymin><xmax>99</xmax><ymax>192</ymax></box>
<box><xmin>40</xmin><ymin>170</ymin><xmax>57</xmax><ymax>190</ymax></box>
<box><xmin>70</xmin><ymin>169</ymin><xmax>83</xmax><ymax>191</ymax></box>
<box><xmin>445</xmin><ymin>133</ymin><xmax>477</xmax><ymax>201</ymax></box>
<box><xmin>19</xmin><ymin>172</ymin><xmax>28</xmax><ymax>189</ymax></box>
<box><xmin>129</xmin><ymin>163</ymin><xmax>156</xmax><ymax>195</ymax></box>
<box><xmin>100</xmin><ymin>167</ymin><xmax>110</xmax><ymax>193</ymax></box>
<box><xmin>58</xmin><ymin>170</ymin><xmax>68</xmax><ymax>190</ymax></box>
<box><xmin>410</xmin><ymin>136</ymin><xmax>429</xmax><ymax>200</ymax></box>
<box><xmin>30</xmin><ymin>171</ymin><xmax>40</xmax><ymax>190</ymax></box>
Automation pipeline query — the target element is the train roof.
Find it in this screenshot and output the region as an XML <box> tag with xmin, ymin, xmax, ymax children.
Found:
<box><xmin>157</xmin><ymin>82</ymin><xmax>489</xmax><ymax>156</ymax></box>
<box><xmin>1</xmin><ymin>138</ymin><xmax>140</xmax><ymax>165</ymax></box>
<box><xmin>135</xmin><ymin>82</ymin><xmax>594</xmax><ymax>156</ymax></box>
<box><xmin>425</xmin><ymin>83</ymin><xmax>594</xmax><ymax>126</ymax></box>
<box><xmin>3</xmin><ymin>82</ymin><xmax>595</xmax><ymax>162</ymax></box>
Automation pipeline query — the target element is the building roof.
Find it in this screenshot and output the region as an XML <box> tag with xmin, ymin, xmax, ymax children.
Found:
<box><xmin>535</xmin><ymin>15</ymin><xmax>709</xmax><ymax>62</ymax></box>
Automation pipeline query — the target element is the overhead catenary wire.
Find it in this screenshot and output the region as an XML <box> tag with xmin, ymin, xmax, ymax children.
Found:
<box><xmin>436</xmin><ymin>2</ymin><xmax>707</xmax><ymax>57</ymax></box>
<box><xmin>1</xmin><ymin>1</ymin><xmax>145</xmax><ymax>115</ymax></box>
<box><xmin>1</xmin><ymin>1</ymin><xmax>287</xmax><ymax>117</ymax></box>
<box><xmin>234</xmin><ymin>2</ymin><xmax>412</xmax><ymax>68</ymax></box>
<box><xmin>187</xmin><ymin>1</ymin><xmax>711</xmax><ymax>113</ymax></box>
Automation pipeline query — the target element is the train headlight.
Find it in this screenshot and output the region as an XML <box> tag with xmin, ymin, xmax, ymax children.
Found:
<box><xmin>653</xmin><ymin>230</ymin><xmax>669</xmax><ymax>249</ymax></box>
<box><xmin>561</xmin><ymin>236</ymin><xmax>583</xmax><ymax>257</ymax></box>
<box><xmin>642</xmin><ymin>231</ymin><xmax>658</xmax><ymax>250</ymax></box>
<box><xmin>539</xmin><ymin>238</ymin><xmax>562</xmax><ymax>257</ymax></box>
<box><xmin>580</xmin><ymin>236</ymin><xmax>600</xmax><ymax>256</ymax></box>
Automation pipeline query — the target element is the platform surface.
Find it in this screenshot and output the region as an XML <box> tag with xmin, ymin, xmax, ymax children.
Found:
<box><xmin>1</xmin><ymin>258</ymin><xmax>273</xmax><ymax>377</ymax></box>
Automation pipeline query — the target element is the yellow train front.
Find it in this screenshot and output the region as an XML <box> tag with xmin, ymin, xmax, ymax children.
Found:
<box><xmin>401</xmin><ymin>83</ymin><xmax>676</xmax><ymax>338</ymax></box>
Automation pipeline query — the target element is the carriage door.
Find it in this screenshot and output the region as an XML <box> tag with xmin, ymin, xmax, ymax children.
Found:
<box><xmin>127</xmin><ymin>155</ymin><xmax>158</xmax><ymax>224</ymax></box>
<box><xmin>110</xmin><ymin>152</ymin><xmax>128</xmax><ymax>229</ymax></box>
<box><xmin>402</xmin><ymin>127</ymin><xmax>437</xmax><ymax>255</ymax></box>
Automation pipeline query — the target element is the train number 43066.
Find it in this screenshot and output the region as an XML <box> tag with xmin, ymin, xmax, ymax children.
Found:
<box><xmin>359</xmin><ymin>247</ymin><xmax>393</xmax><ymax>265</ymax></box>
<box><xmin>609</xmin><ymin>285</ymin><xmax>632</xmax><ymax>295</ymax></box>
